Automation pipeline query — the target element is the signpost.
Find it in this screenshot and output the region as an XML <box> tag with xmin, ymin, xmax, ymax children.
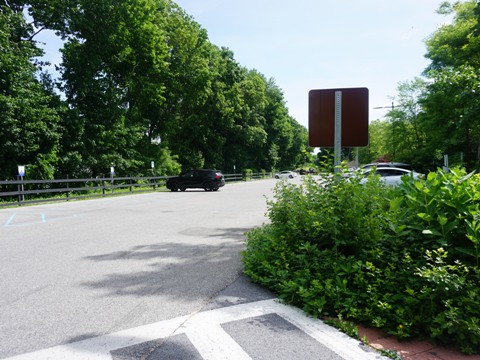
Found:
<box><xmin>110</xmin><ymin>166</ymin><xmax>115</xmax><ymax>193</ymax></box>
<box><xmin>151</xmin><ymin>161</ymin><xmax>156</xmax><ymax>189</ymax></box>
<box><xmin>17</xmin><ymin>165</ymin><xmax>25</xmax><ymax>202</ymax></box>
<box><xmin>309</xmin><ymin>87</ymin><xmax>369</xmax><ymax>171</ymax></box>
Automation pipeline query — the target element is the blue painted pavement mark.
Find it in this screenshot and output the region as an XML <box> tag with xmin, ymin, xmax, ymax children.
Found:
<box><xmin>4</xmin><ymin>214</ymin><xmax>16</xmax><ymax>227</ymax></box>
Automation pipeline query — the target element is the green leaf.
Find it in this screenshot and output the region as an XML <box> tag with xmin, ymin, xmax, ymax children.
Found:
<box><xmin>422</xmin><ymin>229</ymin><xmax>442</xmax><ymax>236</ymax></box>
<box><xmin>427</xmin><ymin>172</ymin><xmax>437</xmax><ymax>182</ymax></box>
<box><xmin>443</xmin><ymin>219</ymin><xmax>459</xmax><ymax>234</ymax></box>
<box><xmin>417</xmin><ymin>213</ymin><xmax>432</xmax><ymax>222</ymax></box>
<box><xmin>437</xmin><ymin>215</ymin><xmax>448</xmax><ymax>226</ymax></box>
<box><xmin>389</xmin><ymin>197</ymin><xmax>403</xmax><ymax>212</ymax></box>
<box><xmin>454</xmin><ymin>246</ymin><xmax>477</xmax><ymax>258</ymax></box>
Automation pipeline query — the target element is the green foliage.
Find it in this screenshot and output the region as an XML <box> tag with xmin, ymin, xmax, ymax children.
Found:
<box><xmin>242</xmin><ymin>168</ymin><xmax>253</xmax><ymax>180</ymax></box>
<box><xmin>393</xmin><ymin>168</ymin><xmax>480</xmax><ymax>266</ymax></box>
<box><xmin>363</xmin><ymin>0</ymin><xmax>480</xmax><ymax>172</ymax></box>
<box><xmin>1</xmin><ymin>0</ymin><xmax>308</xmax><ymax>179</ymax></box>
<box><xmin>243</xmin><ymin>168</ymin><xmax>480</xmax><ymax>354</ymax></box>
<box><xmin>421</xmin><ymin>64</ymin><xmax>480</xmax><ymax>171</ymax></box>
<box><xmin>426</xmin><ymin>0</ymin><xmax>480</xmax><ymax>70</ymax></box>
<box><xmin>0</xmin><ymin>5</ymin><xmax>61</xmax><ymax>180</ymax></box>
<box><xmin>419</xmin><ymin>0</ymin><xmax>480</xmax><ymax>171</ymax></box>
<box><xmin>323</xmin><ymin>315</ymin><xmax>359</xmax><ymax>340</ymax></box>
<box><xmin>151</xmin><ymin>146</ymin><xmax>181</xmax><ymax>176</ymax></box>
<box><xmin>358</xmin><ymin>119</ymin><xmax>389</xmax><ymax>164</ymax></box>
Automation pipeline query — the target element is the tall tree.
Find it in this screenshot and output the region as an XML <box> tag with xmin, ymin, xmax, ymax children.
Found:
<box><xmin>54</xmin><ymin>0</ymin><xmax>171</xmax><ymax>176</ymax></box>
<box><xmin>6</xmin><ymin>0</ymin><xmax>311</xmax><ymax>178</ymax></box>
<box><xmin>382</xmin><ymin>78</ymin><xmax>428</xmax><ymax>169</ymax></box>
<box><xmin>422</xmin><ymin>0</ymin><xmax>480</xmax><ymax>170</ymax></box>
<box><xmin>156</xmin><ymin>3</ymin><xmax>225</xmax><ymax>170</ymax></box>
<box><xmin>0</xmin><ymin>4</ymin><xmax>61</xmax><ymax>179</ymax></box>
<box><xmin>358</xmin><ymin>119</ymin><xmax>389</xmax><ymax>164</ymax></box>
<box><xmin>422</xmin><ymin>65</ymin><xmax>480</xmax><ymax>169</ymax></box>
<box><xmin>425</xmin><ymin>0</ymin><xmax>480</xmax><ymax>71</ymax></box>
<box><xmin>261</xmin><ymin>79</ymin><xmax>294</xmax><ymax>171</ymax></box>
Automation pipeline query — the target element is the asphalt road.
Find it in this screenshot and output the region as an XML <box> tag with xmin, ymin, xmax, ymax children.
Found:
<box><xmin>0</xmin><ymin>177</ymin><xmax>386</xmax><ymax>360</ymax></box>
<box><xmin>0</xmin><ymin>179</ymin><xmax>282</xmax><ymax>357</ymax></box>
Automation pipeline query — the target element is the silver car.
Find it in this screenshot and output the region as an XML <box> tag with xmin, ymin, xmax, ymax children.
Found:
<box><xmin>360</xmin><ymin>167</ymin><xmax>422</xmax><ymax>186</ymax></box>
<box><xmin>274</xmin><ymin>171</ymin><xmax>297</xmax><ymax>179</ymax></box>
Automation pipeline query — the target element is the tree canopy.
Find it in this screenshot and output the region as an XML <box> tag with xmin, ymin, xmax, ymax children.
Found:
<box><xmin>361</xmin><ymin>0</ymin><xmax>480</xmax><ymax>172</ymax></box>
<box><xmin>0</xmin><ymin>0</ymin><xmax>310</xmax><ymax>179</ymax></box>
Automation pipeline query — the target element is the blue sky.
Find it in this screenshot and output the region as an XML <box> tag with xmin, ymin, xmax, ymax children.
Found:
<box><xmin>174</xmin><ymin>0</ymin><xmax>451</xmax><ymax>128</ymax></box>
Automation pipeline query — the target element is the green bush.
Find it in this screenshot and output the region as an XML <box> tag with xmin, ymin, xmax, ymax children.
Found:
<box><xmin>242</xmin><ymin>169</ymin><xmax>253</xmax><ymax>181</ymax></box>
<box><xmin>243</xmin><ymin>169</ymin><xmax>480</xmax><ymax>354</ymax></box>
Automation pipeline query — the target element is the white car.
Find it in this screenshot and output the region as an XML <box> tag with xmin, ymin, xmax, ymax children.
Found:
<box><xmin>274</xmin><ymin>171</ymin><xmax>297</xmax><ymax>179</ymax></box>
<box><xmin>360</xmin><ymin>167</ymin><xmax>422</xmax><ymax>186</ymax></box>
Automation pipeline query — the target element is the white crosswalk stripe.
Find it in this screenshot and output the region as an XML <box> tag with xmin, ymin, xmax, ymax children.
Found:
<box><xmin>4</xmin><ymin>299</ymin><xmax>387</xmax><ymax>360</ymax></box>
<box><xmin>186</xmin><ymin>324</ymin><xmax>251</xmax><ymax>360</ymax></box>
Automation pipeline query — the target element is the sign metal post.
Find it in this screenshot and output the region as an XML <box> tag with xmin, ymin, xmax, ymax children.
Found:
<box><xmin>334</xmin><ymin>91</ymin><xmax>342</xmax><ymax>171</ymax></box>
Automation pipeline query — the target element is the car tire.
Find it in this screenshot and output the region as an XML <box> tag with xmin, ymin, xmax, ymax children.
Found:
<box><xmin>213</xmin><ymin>188</ymin><xmax>219</xmax><ymax>191</ymax></box>
<box><xmin>170</xmin><ymin>183</ymin><xmax>179</xmax><ymax>192</ymax></box>
<box><xmin>203</xmin><ymin>181</ymin><xmax>214</xmax><ymax>191</ymax></box>
<box><xmin>289</xmin><ymin>175</ymin><xmax>293</xmax><ymax>178</ymax></box>
<box><xmin>180</xmin><ymin>187</ymin><xmax>186</xmax><ymax>191</ymax></box>
<box><xmin>275</xmin><ymin>175</ymin><xmax>279</xmax><ymax>179</ymax></box>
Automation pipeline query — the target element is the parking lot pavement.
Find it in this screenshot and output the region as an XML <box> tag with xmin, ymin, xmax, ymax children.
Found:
<box><xmin>4</xmin><ymin>276</ymin><xmax>387</xmax><ymax>360</ymax></box>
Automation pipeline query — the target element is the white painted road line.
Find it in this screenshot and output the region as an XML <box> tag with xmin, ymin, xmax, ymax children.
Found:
<box><xmin>186</xmin><ymin>324</ymin><xmax>252</xmax><ymax>360</ymax></box>
<box><xmin>4</xmin><ymin>299</ymin><xmax>386</xmax><ymax>360</ymax></box>
<box><xmin>274</xmin><ymin>302</ymin><xmax>383</xmax><ymax>360</ymax></box>
<box><xmin>3</xmin><ymin>316</ymin><xmax>189</xmax><ymax>360</ymax></box>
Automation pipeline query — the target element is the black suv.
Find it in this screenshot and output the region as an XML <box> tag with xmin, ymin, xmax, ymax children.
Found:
<box><xmin>166</xmin><ymin>169</ymin><xmax>226</xmax><ymax>192</ymax></box>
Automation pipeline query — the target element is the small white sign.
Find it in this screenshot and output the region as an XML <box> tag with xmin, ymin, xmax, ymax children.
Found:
<box><xmin>18</xmin><ymin>165</ymin><xmax>25</xmax><ymax>177</ymax></box>
<box><xmin>110</xmin><ymin>166</ymin><xmax>115</xmax><ymax>175</ymax></box>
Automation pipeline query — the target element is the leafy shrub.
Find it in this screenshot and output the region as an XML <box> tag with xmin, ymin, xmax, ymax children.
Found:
<box><xmin>243</xmin><ymin>168</ymin><xmax>480</xmax><ymax>354</ymax></box>
<box><xmin>392</xmin><ymin>169</ymin><xmax>480</xmax><ymax>267</ymax></box>
<box><xmin>242</xmin><ymin>169</ymin><xmax>253</xmax><ymax>181</ymax></box>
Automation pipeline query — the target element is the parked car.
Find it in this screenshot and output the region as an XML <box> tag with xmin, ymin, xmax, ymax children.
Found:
<box><xmin>166</xmin><ymin>169</ymin><xmax>225</xmax><ymax>192</ymax></box>
<box><xmin>360</xmin><ymin>166</ymin><xmax>423</xmax><ymax>186</ymax></box>
<box><xmin>274</xmin><ymin>171</ymin><xmax>297</xmax><ymax>179</ymax></box>
<box><xmin>295</xmin><ymin>168</ymin><xmax>316</xmax><ymax>175</ymax></box>
<box><xmin>361</xmin><ymin>162</ymin><xmax>412</xmax><ymax>171</ymax></box>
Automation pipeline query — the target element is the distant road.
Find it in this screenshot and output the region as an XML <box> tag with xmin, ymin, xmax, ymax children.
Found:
<box><xmin>0</xmin><ymin>179</ymin><xmax>282</xmax><ymax>358</ymax></box>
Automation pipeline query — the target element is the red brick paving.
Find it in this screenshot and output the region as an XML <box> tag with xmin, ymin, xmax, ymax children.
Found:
<box><xmin>357</xmin><ymin>324</ymin><xmax>480</xmax><ymax>360</ymax></box>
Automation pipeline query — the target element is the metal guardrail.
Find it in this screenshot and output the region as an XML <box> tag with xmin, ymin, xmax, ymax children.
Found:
<box><xmin>0</xmin><ymin>176</ymin><xmax>167</xmax><ymax>207</ymax></box>
<box><xmin>222</xmin><ymin>172</ymin><xmax>273</xmax><ymax>182</ymax></box>
<box><xmin>0</xmin><ymin>172</ymin><xmax>273</xmax><ymax>207</ymax></box>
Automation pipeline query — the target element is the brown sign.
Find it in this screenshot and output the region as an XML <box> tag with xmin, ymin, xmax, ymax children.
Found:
<box><xmin>308</xmin><ymin>87</ymin><xmax>369</xmax><ymax>147</ymax></box>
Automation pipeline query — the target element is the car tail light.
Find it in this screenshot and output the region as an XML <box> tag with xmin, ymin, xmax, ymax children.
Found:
<box><xmin>215</xmin><ymin>172</ymin><xmax>222</xmax><ymax>179</ymax></box>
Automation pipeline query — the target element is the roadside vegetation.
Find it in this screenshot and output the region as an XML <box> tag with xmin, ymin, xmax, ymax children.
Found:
<box><xmin>1</xmin><ymin>0</ymin><xmax>309</xmax><ymax>180</ymax></box>
<box><xmin>243</xmin><ymin>168</ymin><xmax>480</xmax><ymax>354</ymax></box>
<box><xmin>4</xmin><ymin>0</ymin><xmax>480</xmax><ymax>179</ymax></box>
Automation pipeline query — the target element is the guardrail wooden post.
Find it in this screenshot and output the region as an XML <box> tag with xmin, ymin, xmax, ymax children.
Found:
<box><xmin>66</xmin><ymin>176</ymin><xmax>70</xmax><ymax>201</ymax></box>
<box><xmin>17</xmin><ymin>176</ymin><xmax>21</xmax><ymax>204</ymax></box>
<box><xmin>18</xmin><ymin>176</ymin><xmax>25</xmax><ymax>204</ymax></box>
